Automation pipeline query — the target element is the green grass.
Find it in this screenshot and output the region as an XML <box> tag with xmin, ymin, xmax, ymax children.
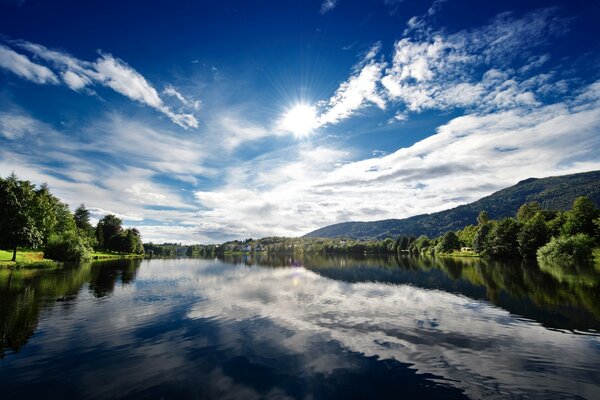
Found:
<box><xmin>91</xmin><ymin>251</ymin><xmax>145</xmax><ymax>260</ymax></box>
<box><xmin>0</xmin><ymin>249</ymin><xmax>56</xmax><ymax>268</ymax></box>
<box><xmin>443</xmin><ymin>250</ymin><xmax>480</xmax><ymax>258</ymax></box>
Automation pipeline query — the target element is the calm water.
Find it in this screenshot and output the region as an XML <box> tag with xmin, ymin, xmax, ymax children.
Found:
<box><xmin>1</xmin><ymin>255</ymin><xmax>599</xmax><ymax>399</ymax></box>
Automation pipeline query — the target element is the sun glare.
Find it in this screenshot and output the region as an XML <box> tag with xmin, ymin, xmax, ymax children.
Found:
<box><xmin>281</xmin><ymin>104</ymin><xmax>318</xmax><ymax>137</ymax></box>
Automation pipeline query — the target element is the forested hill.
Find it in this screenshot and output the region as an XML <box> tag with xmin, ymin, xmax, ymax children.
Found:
<box><xmin>304</xmin><ymin>170</ymin><xmax>600</xmax><ymax>240</ymax></box>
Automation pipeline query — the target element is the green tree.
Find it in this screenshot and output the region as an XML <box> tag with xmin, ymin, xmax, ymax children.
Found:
<box><xmin>74</xmin><ymin>204</ymin><xmax>94</xmax><ymax>235</ymax></box>
<box><xmin>477</xmin><ymin>210</ymin><xmax>489</xmax><ymax>225</ymax></box>
<box><xmin>537</xmin><ymin>233</ymin><xmax>595</xmax><ymax>265</ymax></box>
<box><xmin>562</xmin><ymin>197</ymin><xmax>599</xmax><ymax>238</ymax></box>
<box><xmin>437</xmin><ymin>231</ymin><xmax>461</xmax><ymax>254</ymax></box>
<box><xmin>487</xmin><ymin>218</ymin><xmax>520</xmax><ymax>258</ymax></box>
<box><xmin>473</xmin><ymin>223</ymin><xmax>492</xmax><ymax>255</ymax></box>
<box><xmin>457</xmin><ymin>224</ymin><xmax>478</xmax><ymax>247</ymax></box>
<box><xmin>516</xmin><ymin>202</ymin><xmax>542</xmax><ymax>224</ymax></box>
<box><xmin>518</xmin><ymin>212</ymin><xmax>549</xmax><ymax>258</ymax></box>
<box><xmin>398</xmin><ymin>236</ymin><xmax>410</xmax><ymax>252</ymax></box>
<box><xmin>0</xmin><ymin>174</ymin><xmax>44</xmax><ymax>261</ymax></box>
<box><xmin>96</xmin><ymin>214</ymin><xmax>123</xmax><ymax>251</ymax></box>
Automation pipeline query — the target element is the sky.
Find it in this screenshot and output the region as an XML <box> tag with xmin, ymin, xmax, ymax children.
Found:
<box><xmin>0</xmin><ymin>0</ymin><xmax>599</xmax><ymax>244</ymax></box>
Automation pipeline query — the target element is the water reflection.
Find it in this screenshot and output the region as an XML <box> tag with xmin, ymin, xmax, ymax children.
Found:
<box><xmin>0</xmin><ymin>259</ymin><xmax>141</xmax><ymax>357</ymax></box>
<box><xmin>0</xmin><ymin>256</ymin><xmax>598</xmax><ymax>399</ymax></box>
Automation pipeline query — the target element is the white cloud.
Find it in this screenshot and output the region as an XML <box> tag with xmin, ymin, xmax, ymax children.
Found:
<box><xmin>164</xmin><ymin>85</ymin><xmax>201</xmax><ymax>111</ymax></box>
<box><xmin>320</xmin><ymin>0</ymin><xmax>337</xmax><ymax>14</ymax></box>
<box><xmin>193</xmin><ymin>79</ymin><xmax>600</xmax><ymax>239</ymax></box>
<box><xmin>0</xmin><ymin>44</ymin><xmax>59</xmax><ymax>84</ymax></box>
<box><xmin>317</xmin><ymin>44</ymin><xmax>387</xmax><ymax>126</ymax></box>
<box><xmin>2</xmin><ymin>40</ymin><xmax>199</xmax><ymax>129</ymax></box>
<box><xmin>320</xmin><ymin>8</ymin><xmax>571</xmax><ymax>124</ymax></box>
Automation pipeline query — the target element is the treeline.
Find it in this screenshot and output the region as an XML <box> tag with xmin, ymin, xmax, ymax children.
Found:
<box><xmin>215</xmin><ymin>236</ymin><xmax>402</xmax><ymax>255</ymax></box>
<box><xmin>410</xmin><ymin>196</ymin><xmax>600</xmax><ymax>264</ymax></box>
<box><xmin>211</xmin><ymin>197</ymin><xmax>599</xmax><ymax>265</ymax></box>
<box><xmin>0</xmin><ymin>174</ymin><xmax>143</xmax><ymax>262</ymax></box>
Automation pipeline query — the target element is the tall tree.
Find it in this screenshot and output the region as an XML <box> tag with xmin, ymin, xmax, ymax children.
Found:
<box><xmin>96</xmin><ymin>214</ymin><xmax>123</xmax><ymax>251</ymax></box>
<box><xmin>437</xmin><ymin>231</ymin><xmax>461</xmax><ymax>253</ymax></box>
<box><xmin>74</xmin><ymin>204</ymin><xmax>94</xmax><ymax>234</ymax></box>
<box><xmin>477</xmin><ymin>210</ymin><xmax>489</xmax><ymax>225</ymax></box>
<box><xmin>518</xmin><ymin>212</ymin><xmax>549</xmax><ymax>258</ymax></box>
<box><xmin>0</xmin><ymin>174</ymin><xmax>44</xmax><ymax>260</ymax></box>
<box><xmin>487</xmin><ymin>218</ymin><xmax>520</xmax><ymax>258</ymax></box>
<box><xmin>516</xmin><ymin>202</ymin><xmax>542</xmax><ymax>224</ymax></box>
<box><xmin>562</xmin><ymin>196</ymin><xmax>599</xmax><ymax>238</ymax></box>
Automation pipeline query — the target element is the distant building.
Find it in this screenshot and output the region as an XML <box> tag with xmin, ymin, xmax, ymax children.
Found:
<box><xmin>461</xmin><ymin>247</ymin><xmax>473</xmax><ymax>252</ymax></box>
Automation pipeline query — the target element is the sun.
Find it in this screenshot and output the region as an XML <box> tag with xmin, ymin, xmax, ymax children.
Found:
<box><xmin>280</xmin><ymin>104</ymin><xmax>318</xmax><ymax>138</ymax></box>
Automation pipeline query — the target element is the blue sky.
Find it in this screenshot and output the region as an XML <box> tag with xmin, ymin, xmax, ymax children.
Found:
<box><xmin>1</xmin><ymin>0</ymin><xmax>599</xmax><ymax>243</ymax></box>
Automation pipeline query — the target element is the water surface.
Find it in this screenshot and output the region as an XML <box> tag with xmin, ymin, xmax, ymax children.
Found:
<box><xmin>1</xmin><ymin>256</ymin><xmax>599</xmax><ymax>399</ymax></box>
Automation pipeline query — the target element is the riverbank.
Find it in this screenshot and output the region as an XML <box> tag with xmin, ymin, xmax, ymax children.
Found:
<box><xmin>0</xmin><ymin>249</ymin><xmax>145</xmax><ymax>268</ymax></box>
<box><xmin>0</xmin><ymin>250</ymin><xmax>56</xmax><ymax>268</ymax></box>
<box><xmin>91</xmin><ymin>251</ymin><xmax>145</xmax><ymax>260</ymax></box>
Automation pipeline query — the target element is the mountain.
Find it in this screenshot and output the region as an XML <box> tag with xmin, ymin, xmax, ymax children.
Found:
<box><xmin>304</xmin><ymin>170</ymin><xmax>600</xmax><ymax>240</ymax></box>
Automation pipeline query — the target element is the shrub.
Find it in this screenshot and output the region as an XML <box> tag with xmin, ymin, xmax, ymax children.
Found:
<box><xmin>44</xmin><ymin>231</ymin><xmax>92</xmax><ymax>262</ymax></box>
<box><xmin>536</xmin><ymin>233</ymin><xmax>595</xmax><ymax>265</ymax></box>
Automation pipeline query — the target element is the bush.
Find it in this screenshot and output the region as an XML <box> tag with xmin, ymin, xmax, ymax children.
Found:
<box><xmin>536</xmin><ymin>234</ymin><xmax>595</xmax><ymax>265</ymax></box>
<box><xmin>44</xmin><ymin>231</ymin><xmax>92</xmax><ymax>262</ymax></box>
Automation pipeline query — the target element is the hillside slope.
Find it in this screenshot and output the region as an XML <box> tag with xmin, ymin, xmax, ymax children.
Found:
<box><xmin>304</xmin><ymin>170</ymin><xmax>600</xmax><ymax>240</ymax></box>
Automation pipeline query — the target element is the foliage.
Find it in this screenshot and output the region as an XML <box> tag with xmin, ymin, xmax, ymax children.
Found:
<box><xmin>95</xmin><ymin>214</ymin><xmax>123</xmax><ymax>251</ymax></box>
<box><xmin>44</xmin><ymin>231</ymin><xmax>93</xmax><ymax>262</ymax></box>
<box><xmin>408</xmin><ymin>235</ymin><xmax>431</xmax><ymax>255</ymax></box>
<box><xmin>456</xmin><ymin>224</ymin><xmax>478</xmax><ymax>247</ymax></box>
<box><xmin>0</xmin><ymin>174</ymin><xmax>44</xmax><ymax>259</ymax></box>
<box><xmin>107</xmin><ymin>228</ymin><xmax>144</xmax><ymax>254</ymax></box>
<box><xmin>74</xmin><ymin>204</ymin><xmax>95</xmax><ymax>238</ymax></box>
<box><xmin>473</xmin><ymin>223</ymin><xmax>492</xmax><ymax>255</ymax></box>
<box><xmin>561</xmin><ymin>196</ymin><xmax>600</xmax><ymax>238</ymax></box>
<box><xmin>0</xmin><ymin>174</ymin><xmax>144</xmax><ymax>262</ymax></box>
<box><xmin>477</xmin><ymin>211</ymin><xmax>489</xmax><ymax>225</ymax></box>
<box><xmin>487</xmin><ymin>218</ymin><xmax>520</xmax><ymax>258</ymax></box>
<box><xmin>516</xmin><ymin>202</ymin><xmax>542</xmax><ymax>223</ymax></box>
<box><xmin>436</xmin><ymin>231</ymin><xmax>461</xmax><ymax>254</ymax></box>
<box><xmin>537</xmin><ymin>234</ymin><xmax>595</xmax><ymax>265</ymax></box>
<box><xmin>518</xmin><ymin>212</ymin><xmax>549</xmax><ymax>259</ymax></box>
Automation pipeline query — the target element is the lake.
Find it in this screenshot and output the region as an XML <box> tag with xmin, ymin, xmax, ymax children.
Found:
<box><xmin>1</xmin><ymin>255</ymin><xmax>599</xmax><ymax>399</ymax></box>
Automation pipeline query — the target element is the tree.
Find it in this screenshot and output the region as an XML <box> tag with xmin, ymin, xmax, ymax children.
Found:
<box><xmin>516</xmin><ymin>202</ymin><xmax>542</xmax><ymax>224</ymax></box>
<box><xmin>537</xmin><ymin>233</ymin><xmax>595</xmax><ymax>265</ymax></box>
<box><xmin>74</xmin><ymin>204</ymin><xmax>94</xmax><ymax>235</ymax></box>
<box><xmin>457</xmin><ymin>224</ymin><xmax>478</xmax><ymax>247</ymax></box>
<box><xmin>562</xmin><ymin>197</ymin><xmax>599</xmax><ymax>238</ymax></box>
<box><xmin>487</xmin><ymin>218</ymin><xmax>520</xmax><ymax>258</ymax></box>
<box><xmin>409</xmin><ymin>235</ymin><xmax>430</xmax><ymax>254</ymax></box>
<box><xmin>477</xmin><ymin>210</ymin><xmax>489</xmax><ymax>225</ymax></box>
<box><xmin>437</xmin><ymin>231</ymin><xmax>461</xmax><ymax>254</ymax></box>
<box><xmin>473</xmin><ymin>223</ymin><xmax>492</xmax><ymax>255</ymax></box>
<box><xmin>96</xmin><ymin>214</ymin><xmax>123</xmax><ymax>251</ymax></box>
<box><xmin>518</xmin><ymin>212</ymin><xmax>549</xmax><ymax>258</ymax></box>
<box><xmin>398</xmin><ymin>236</ymin><xmax>410</xmax><ymax>252</ymax></box>
<box><xmin>0</xmin><ymin>174</ymin><xmax>44</xmax><ymax>261</ymax></box>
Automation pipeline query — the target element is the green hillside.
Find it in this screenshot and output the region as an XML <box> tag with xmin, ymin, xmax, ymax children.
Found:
<box><xmin>304</xmin><ymin>170</ymin><xmax>600</xmax><ymax>240</ymax></box>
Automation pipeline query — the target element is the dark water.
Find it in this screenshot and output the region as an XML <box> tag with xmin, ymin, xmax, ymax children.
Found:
<box><xmin>1</xmin><ymin>255</ymin><xmax>599</xmax><ymax>399</ymax></box>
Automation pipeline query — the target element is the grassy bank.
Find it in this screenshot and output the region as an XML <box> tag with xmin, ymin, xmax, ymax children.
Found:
<box><xmin>91</xmin><ymin>251</ymin><xmax>145</xmax><ymax>260</ymax></box>
<box><xmin>1</xmin><ymin>249</ymin><xmax>144</xmax><ymax>267</ymax></box>
<box><xmin>441</xmin><ymin>250</ymin><xmax>480</xmax><ymax>258</ymax></box>
<box><xmin>0</xmin><ymin>249</ymin><xmax>56</xmax><ymax>267</ymax></box>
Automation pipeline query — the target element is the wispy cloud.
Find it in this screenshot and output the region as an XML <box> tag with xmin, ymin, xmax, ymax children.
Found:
<box><xmin>320</xmin><ymin>0</ymin><xmax>337</xmax><ymax>14</ymax></box>
<box><xmin>317</xmin><ymin>43</ymin><xmax>386</xmax><ymax>126</ymax></box>
<box><xmin>314</xmin><ymin>8</ymin><xmax>571</xmax><ymax>127</ymax></box>
<box><xmin>0</xmin><ymin>44</ymin><xmax>58</xmax><ymax>84</ymax></box>
<box><xmin>0</xmin><ymin>40</ymin><xmax>199</xmax><ymax>129</ymax></box>
<box><xmin>194</xmin><ymin>79</ymin><xmax>600</xmax><ymax>239</ymax></box>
